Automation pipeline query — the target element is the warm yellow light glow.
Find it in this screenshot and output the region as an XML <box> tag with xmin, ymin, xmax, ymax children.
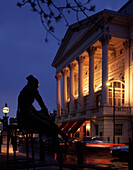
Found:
<box><xmin>95</xmin><ymin>83</ymin><xmax>102</xmax><ymax>92</ymax></box>
<box><xmin>1</xmin><ymin>145</ymin><xmax>14</xmax><ymax>154</ymax></box>
<box><xmin>106</xmin><ymin>82</ymin><xmax>111</xmax><ymax>86</ymax></box>
<box><xmin>1</xmin><ymin>134</ymin><xmax>14</xmax><ymax>153</ymax></box>
<box><xmin>74</xmin><ymin>94</ymin><xmax>78</xmax><ymax>98</ymax></box>
<box><xmin>67</xmin><ymin>98</ymin><xmax>70</xmax><ymax>102</ymax></box>
<box><xmin>86</xmin><ymin>124</ymin><xmax>90</xmax><ymax>130</ymax></box>
<box><xmin>83</xmin><ymin>87</ymin><xmax>88</xmax><ymax>92</ymax></box>
<box><xmin>3</xmin><ymin>106</ymin><xmax>9</xmax><ymax>114</ymax></box>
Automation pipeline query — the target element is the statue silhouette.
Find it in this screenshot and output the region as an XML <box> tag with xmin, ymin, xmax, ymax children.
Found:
<box><xmin>17</xmin><ymin>75</ymin><xmax>67</xmax><ymax>168</ymax></box>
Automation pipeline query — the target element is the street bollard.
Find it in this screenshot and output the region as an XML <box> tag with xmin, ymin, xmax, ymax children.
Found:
<box><xmin>11</xmin><ymin>135</ymin><xmax>17</xmax><ymax>152</ymax></box>
<box><xmin>11</xmin><ymin>129</ymin><xmax>17</xmax><ymax>170</ymax></box>
<box><xmin>39</xmin><ymin>134</ymin><xmax>45</xmax><ymax>161</ymax></box>
<box><xmin>129</xmin><ymin>140</ymin><xmax>133</xmax><ymax>169</ymax></box>
<box><xmin>76</xmin><ymin>141</ymin><xmax>84</xmax><ymax>164</ymax></box>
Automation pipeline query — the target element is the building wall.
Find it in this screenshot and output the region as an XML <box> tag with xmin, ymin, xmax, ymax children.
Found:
<box><xmin>53</xmin><ymin>1</ymin><xmax>133</xmax><ymax>144</ymax></box>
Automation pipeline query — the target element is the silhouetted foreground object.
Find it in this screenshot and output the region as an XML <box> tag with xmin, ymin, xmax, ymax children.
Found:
<box><xmin>129</xmin><ymin>141</ymin><xmax>133</xmax><ymax>169</ymax></box>
<box><xmin>76</xmin><ymin>141</ymin><xmax>84</xmax><ymax>165</ymax></box>
<box><xmin>17</xmin><ymin>0</ymin><xmax>95</xmax><ymax>42</ymax></box>
<box><xmin>17</xmin><ymin>75</ymin><xmax>67</xmax><ymax>168</ymax></box>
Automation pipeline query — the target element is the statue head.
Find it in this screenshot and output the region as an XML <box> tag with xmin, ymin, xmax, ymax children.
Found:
<box><xmin>26</xmin><ymin>75</ymin><xmax>39</xmax><ymax>88</ymax></box>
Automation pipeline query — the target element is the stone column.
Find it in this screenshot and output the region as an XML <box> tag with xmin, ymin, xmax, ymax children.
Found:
<box><xmin>55</xmin><ymin>73</ymin><xmax>62</xmax><ymax>117</ymax></box>
<box><xmin>87</xmin><ymin>46</ymin><xmax>97</xmax><ymax>108</ymax></box>
<box><xmin>77</xmin><ymin>56</ymin><xmax>85</xmax><ymax>111</ymax></box>
<box><xmin>123</xmin><ymin>40</ymin><xmax>130</xmax><ymax>106</ymax></box>
<box><xmin>100</xmin><ymin>34</ymin><xmax>111</xmax><ymax>105</ymax></box>
<box><xmin>62</xmin><ymin>68</ymin><xmax>68</xmax><ymax>114</ymax></box>
<box><xmin>69</xmin><ymin>63</ymin><xmax>76</xmax><ymax>114</ymax></box>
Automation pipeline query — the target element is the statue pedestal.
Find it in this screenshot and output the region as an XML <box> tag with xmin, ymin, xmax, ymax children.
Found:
<box><xmin>1</xmin><ymin>131</ymin><xmax>13</xmax><ymax>153</ymax></box>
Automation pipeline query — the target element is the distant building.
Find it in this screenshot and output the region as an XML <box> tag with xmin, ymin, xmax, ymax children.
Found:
<box><xmin>52</xmin><ymin>1</ymin><xmax>133</xmax><ymax>143</ymax></box>
<box><xmin>9</xmin><ymin>117</ymin><xmax>17</xmax><ymax>126</ymax></box>
<box><xmin>0</xmin><ymin>119</ymin><xmax>3</xmax><ymax>134</ymax></box>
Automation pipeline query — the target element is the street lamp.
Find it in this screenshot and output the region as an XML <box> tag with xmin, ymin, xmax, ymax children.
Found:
<box><xmin>107</xmin><ymin>82</ymin><xmax>115</xmax><ymax>143</ymax></box>
<box><xmin>1</xmin><ymin>103</ymin><xmax>13</xmax><ymax>154</ymax></box>
<box><xmin>3</xmin><ymin>103</ymin><xmax>9</xmax><ymax>117</ymax></box>
<box><xmin>2</xmin><ymin>103</ymin><xmax>9</xmax><ymax>131</ymax></box>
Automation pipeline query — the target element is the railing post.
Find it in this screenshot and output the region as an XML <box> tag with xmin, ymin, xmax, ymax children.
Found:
<box><xmin>26</xmin><ymin>133</ymin><xmax>29</xmax><ymax>169</ymax></box>
<box><xmin>11</xmin><ymin>127</ymin><xmax>17</xmax><ymax>170</ymax></box>
<box><xmin>30</xmin><ymin>133</ymin><xmax>35</xmax><ymax>170</ymax></box>
<box><xmin>39</xmin><ymin>134</ymin><xmax>45</xmax><ymax>161</ymax></box>
<box><xmin>129</xmin><ymin>141</ymin><xmax>133</xmax><ymax>169</ymax></box>
<box><xmin>76</xmin><ymin>141</ymin><xmax>84</xmax><ymax>164</ymax></box>
<box><xmin>7</xmin><ymin>126</ymin><xmax>10</xmax><ymax>170</ymax></box>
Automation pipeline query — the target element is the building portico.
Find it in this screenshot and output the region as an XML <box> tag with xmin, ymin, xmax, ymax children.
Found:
<box><xmin>52</xmin><ymin>1</ymin><xmax>133</xmax><ymax>144</ymax></box>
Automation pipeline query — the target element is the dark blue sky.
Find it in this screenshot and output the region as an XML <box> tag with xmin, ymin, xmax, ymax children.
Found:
<box><xmin>0</xmin><ymin>0</ymin><xmax>127</xmax><ymax>118</ymax></box>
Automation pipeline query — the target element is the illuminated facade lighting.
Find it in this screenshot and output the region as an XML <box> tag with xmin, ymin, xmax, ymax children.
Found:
<box><xmin>52</xmin><ymin>1</ymin><xmax>133</xmax><ymax>143</ymax></box>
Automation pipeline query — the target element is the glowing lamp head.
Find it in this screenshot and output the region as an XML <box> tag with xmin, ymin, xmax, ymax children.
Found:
<box><xmin>86</xmin><ymin>124</ymin><xmax>90</xmax><ymax>130</ymax></box>
<box><xmin>3</xmin><ymin>103</ymin><xmax>9</xmax><ymax>115</ymax></box>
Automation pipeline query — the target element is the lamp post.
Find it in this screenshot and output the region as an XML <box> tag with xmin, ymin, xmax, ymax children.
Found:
<box><xmin>113</xmin><ymin>86</ymin><xmax>115</xmax><ymax>143</ymax></box>
<box><xmin>107</xmin><ymin>82</ymin><xmax>115</xmax><ymax>143</ymax></box>
<box><xmin>1</xmin><ymin>103</ymin><xmax>13</xmax><ymax>154</ymax></box>
<box><xmin>2</xmin><ymin>103</ymin><xmax>9</xmax><ymax>131</ymax></box>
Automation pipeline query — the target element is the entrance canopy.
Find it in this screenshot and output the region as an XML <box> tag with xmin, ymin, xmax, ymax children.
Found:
<box><xmin>59</xmin><ymin>120</ymin><xmax>85</xmax><ymax>133</ymax></box>
<box><xmin>68</xmin><ymin>120</ymin><xmax>85</xmax><ymax>134</ymax></box>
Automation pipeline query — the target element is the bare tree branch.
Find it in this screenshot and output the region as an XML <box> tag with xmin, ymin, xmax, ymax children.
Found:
<box><xmin>17</xmin><ymin>0</ymin><xmax>96</xmax><ymax>43</ymax></box>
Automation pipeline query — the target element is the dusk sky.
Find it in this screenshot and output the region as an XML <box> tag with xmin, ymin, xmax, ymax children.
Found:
<box><xmin>0</xmin><ymin>0</ymin><xmax>128</xmax><ymax>119</ymax></box>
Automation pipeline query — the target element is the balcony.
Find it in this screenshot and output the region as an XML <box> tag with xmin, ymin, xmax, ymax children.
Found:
<box><xmin>57</xmin><ymin>80</ymin><xmax>131</xmax><ymax>122</ymax></box>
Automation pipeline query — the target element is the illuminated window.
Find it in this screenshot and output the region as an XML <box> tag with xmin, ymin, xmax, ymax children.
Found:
<box><xmin>108</xmin><ymin>81</ymin><xmax>125</xmax><ymax>106</ymax></box>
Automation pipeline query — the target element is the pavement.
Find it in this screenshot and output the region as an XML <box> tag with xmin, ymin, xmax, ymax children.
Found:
<box><xmin>0</xmin><ymin>144</ymin><xmax>129</xmax><ymax>170</ymax></box>
<box><xmin>0</xmin><ymin>152</ymin><xmax>110</xmax><ymax>170</ymax></box>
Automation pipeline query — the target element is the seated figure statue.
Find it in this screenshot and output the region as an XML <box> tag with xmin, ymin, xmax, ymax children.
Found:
<box><xmin>17</xmin><ymin>75</ymin><xmax>67</xmax><ymax>167</ymax></box>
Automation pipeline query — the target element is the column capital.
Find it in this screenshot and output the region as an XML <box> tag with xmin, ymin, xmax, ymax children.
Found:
<box><xmin>76</xmin><ymin>56</ymin><xmax>85</xmax><ymax>63</ymax></box>
<box><xmin>86</xmin><ymin>46</ymin><xmax>97</xmax><ymax>56</ymax></box>
<box><xmin>55</xmin><ymin>73</ymin><xmax>62</xmax><ymax>80</ymax></box>
<box><xmin>68</xmin><ymin>62</ymin><xmax>76</xmax><ymax>70</ymax></box>
<box><xmin>99</xmin><ymin>34</ymin><xmax>111</xmax><ymax>45</ymax></box>
<box><xmin>61</xmin><ymin>68</ymin><xmax>69</xmax><ymax>76</ymax></box>
<box><xmin>123</xmin><ymin>40</ymin><xmax>130</xmax><ymax>50</ymax></box>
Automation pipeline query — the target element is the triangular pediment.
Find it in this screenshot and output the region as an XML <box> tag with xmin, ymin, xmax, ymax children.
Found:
<box><xmin>52</xmin><ymin>12</ymin><xmax>103</xmax><ymax>67</ymax></box>
<box><xmin>63</xmin><ymin>26</ymin><xmax>89</xmax><ymax>55</ymax></box>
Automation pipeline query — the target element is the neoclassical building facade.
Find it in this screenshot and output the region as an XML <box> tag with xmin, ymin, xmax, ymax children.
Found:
<box><xmin>52</xmin><ymin>0</ymin><xmax>133</xmax><ymax>143</ymax></box>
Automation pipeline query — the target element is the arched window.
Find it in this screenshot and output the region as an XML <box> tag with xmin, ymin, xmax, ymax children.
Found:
<box><xmin>108</xmin><ymin>80</ymin><xmax>125</xmax><ymax>106</ymax></box>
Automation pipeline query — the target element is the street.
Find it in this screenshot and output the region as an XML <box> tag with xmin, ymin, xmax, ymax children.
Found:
<box><xmin>17</xmin><ymin>143</ymin><xmax>128</xmax><ymax>169</ymax></box>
